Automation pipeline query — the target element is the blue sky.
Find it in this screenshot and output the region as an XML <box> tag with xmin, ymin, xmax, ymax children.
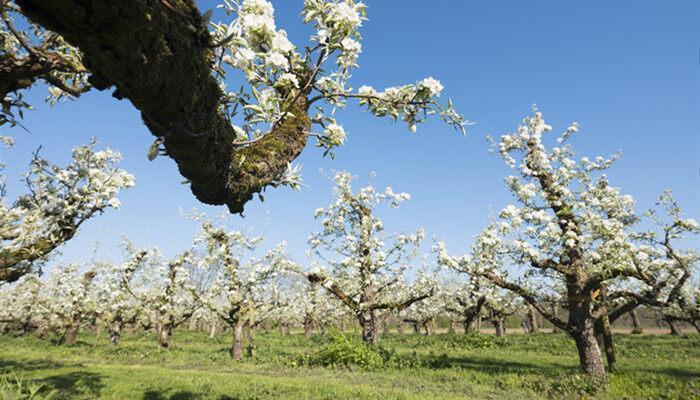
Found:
<box><xmin>1</xmin><ymin>0</ymin><xmax>698</xmax><ymax>266</ymax></box>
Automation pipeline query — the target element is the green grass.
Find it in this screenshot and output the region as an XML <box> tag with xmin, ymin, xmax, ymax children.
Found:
<box><xmin>0</xmin><ymin>330</ymin><xmax>697</xmax><ymax>399</ymax></box>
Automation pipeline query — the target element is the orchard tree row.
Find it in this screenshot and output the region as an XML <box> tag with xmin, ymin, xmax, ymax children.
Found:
<box><xmin>1</xmin><ymin>0</ymin><xmax>698</xmax><ymax>385</ymax></box>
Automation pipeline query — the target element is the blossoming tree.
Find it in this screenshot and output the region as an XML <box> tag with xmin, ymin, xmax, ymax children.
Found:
<box><xmin>438</xmin><ymin>108</ymin><xmax>645</xmax><ymax>380</ymax></box>
<box><xmin>7</xmin><ymin>0</ymin><xmax>465</xmax><ymax>213</ymax></box>
<box><xmin>0</xmin><ymin>139</ymin><xmax>135</xmax><ymax>283</ymax></box>
<box><xmin>305</xmin><ymin>172</ymin><xmax>435</xmax><ymax>344</ymax></box>
<box><xmin>187</xmin><ymin>215</ymin><xmax>291</xmax><ymax>359</ymax></box>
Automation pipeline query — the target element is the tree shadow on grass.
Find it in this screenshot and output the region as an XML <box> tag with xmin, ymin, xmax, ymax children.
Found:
<box><xmin>37</xmin><ymin>371</ymin><xmax>104</xmax><ymax>399</ymax></box>
<box><xmin>421</xmin><ymin>354</ymin><xmax>577</xmax><ymax>376</ymax></box>
<box><xmin>143</xmin><ymin>390</ymin><xmax>204</xmax><ymax>400</ymax></box>
<box><xmin>0</xmin><ymin>358</ymin><xmax>69</xmax><ymax>373</ymax></box>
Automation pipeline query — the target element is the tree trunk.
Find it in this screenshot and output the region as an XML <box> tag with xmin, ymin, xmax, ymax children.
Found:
<box><xmin>230</xmin><ymin>321</ymin><xmax>244</xmax><ymax>360</ymax></box>
<box><xmin>492</xmin><ymin>319</ymin><xmax>505</xmax><ymax>337</ymax></box>
<box><xmin>209</xmin><ymin>321</ymin><xmax>217</xmax><ymax>339</ymax></box>
<box><xmin>629</xmin><ymin>310</ymin><xmax>643</xmax><ymax>334</ymax></box>
<box><xmin>664</xmin><ymin>315</ymin><xmax>681</xmax><ymax>336</ymax></box>
<box><xmin>278</xmin><ymin>324</ymin><xmax>290</xmax><ymax>335</ymax></box>
<box><xmin>304</xmin><ymin>315</ymin><xmax>313</xmax><ymax>339</ymax></box>
<box><xmin>64</xmin><ymin>325</ymin><xmax>79</xmax><ymax>346</ymax></box>
<box><xmin>526</xmin><ymin>303</ymin><xmax>539</xmax><ymax>333</ymax></box>
<box><xmin>395</xmin><ymin>322</ymin><xmax>404</xmax><ymax>335</ymax></box>
<box><xmin>157</xmin><ymin>325</ymin><xmax>172</xmax><ymax>349</ymax></box>
<box><xmin>594</xmin><ymin>315</ymin><xmax>617</xmax><ymax>371</ymax></box>
<box><xmin>412</xmin><ymin>322</ymin><xmax>420</xmax><ymax>335</ymax></box>
<box><xmin>360</xmin><ymin>312</ymin><xmax>378</xmax><ymax>344</ymax></box>
<box><xmin>569</xmin><ymin>301</ymin><xmax>606</xmax><ymax>380</ymax></box>
<box><xmin>424</xmin><ymin>321</ymin><xmax>434</xmax><ymax>336</ymax></box>
<box><xmin>109</xmin><ymin>321</ymin><xmax>121</xmax><ymax>346</ymax></box>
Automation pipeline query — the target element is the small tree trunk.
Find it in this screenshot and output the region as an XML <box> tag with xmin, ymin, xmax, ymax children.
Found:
<box><xmin>230</xmin><ymin>321</ymin><xmax>244</xmax><ymax>359</ymax></box>
<box><xmin>412</xmin><ymin>322</ymin><xmax>420</xmax><ymax>335</ymax></box>
<box><xmin>109</xmin><ymin>321</ymin><xmax>122</xmax><ymax>346</ymax></box>
<box><xmin>64</xmin><ymin>326</ymin><xmax>79</xmax><ymax>346</ymax></box>
<box><xmin>594</xmin><ymin>315</ymin><xmax>617</xmax><ymax>371</ymax></box>
<box><xmin>492</xmin><ymin>318</ymin><xmax>505</xmax><ymax>337</ymax></box>
<box><xmin>246</xmin><ymin>329</ymin><xmax>256</xmax><ymax>358</ymax></box>
<box><xmin>157</xmin><ymin>325</ymin><xmax>172</xmax><ymax>349</ymax></box>
<box><xmin>526</xmin><ymin>304</ymin><xmax>539</xmax><ymax>333</ymax></box>
<box><xmin>209</xmin><ymin>321</ymin><xmax>217</xmax><ymax>338</ymax></box>
<box><xmin>395</xmin><ymin>322</ymin><xmax>404</xmax><ymax>335</ymax></box>
<box><xmin>664</xmin><ymin>315</ymin><xmax>682</xmax><ymax>336</ymax></box>
<box><xmin>424</xmin><ymin>320</ymin><xmax>434</xmax><ymax>336</ymax></box>
<box><xmin>278</xmin><ymin>324</ymin><xmax>290</xmax><ymax>335</ymax></box>
<box><xmin>629</xmin><ymin>310</ymin><xmax>643</xmax><ymax>334</ymax></box>
<box><xmin>304</xmin><ymin>315</ymin><xmax>313</xmax><ymax>339</ymax></box>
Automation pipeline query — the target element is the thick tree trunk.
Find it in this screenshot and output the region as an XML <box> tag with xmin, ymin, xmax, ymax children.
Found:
<box><xmin>526</xmin><ymin>304</ymin><xmax>539</xmax><ymax>333</ymax></box>
<box><xmin>664</xmin><ymin>315</ymin><xmax>682</xmax><ymax>336</ymax></box>
<box><xmin>230</xmin><ymin>321</ymin><xmax>244</xmax><ymax>360</ymax></box>
<box><xmin>360</xmin><ymin>312</ymin><xmax>378</xmax><ymax>344</ymax></box>
<box><xmin>64</xmin><ymin>325</ymin><xmax>79</xmax><ymax>346</ymax></box>
<box><xmin>569</xmin><ymin>302</ymin><xmax>606</xmax><ymax>380</ymax></box>
<box><xmin>594</xmin><ymin>315</ymin><xmax>617</xmax><ymax>371</ymax></box>
<box><xmin>629</xmin><ymin>310</ymin><xmax>643</xmax><ymax>334</ymax></box>
<box><xmin>492</xmin><ymin>319</ymin><xmax>505</xmax><ymax>337</ymax></box>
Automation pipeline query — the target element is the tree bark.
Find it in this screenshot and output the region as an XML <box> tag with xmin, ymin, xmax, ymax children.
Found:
<box><xmin>109</xmin><ymin>320</ymin><xmax>121</xmax><ymax>346</ymax></box>
<box><xmin>209</xmin><ymin>320</ymin><xmax>217</xmax><ymax>339</ymax></box>
<box><xmin>424</xmin><ymin>320</ymin><xmax>434</xmax><ymax>336</ymax></box>
<box><xmin>664</xmin><ymin>315</ymin><xmax>682</xmax><ymax>336</ymax></box>
<box><xmin>16</xmin><ymin>0</ymin><xmax>313</xmax><ymax>214</ymax></box>
<box><xmin>360</xmin><ymin>311</ymin><xmax>378</xmax><ymax>344</ymax></box>
<box><xmin>594</xmin><ymin>315</ymin><xmax>617</xmax><ymax>371</ymax></box>
<box><xmin>230</xmin><ymin>321</ymin><xmax>244</xmax><ymax>360</ymax></box>
<box><xmin>157</xmin><ymin>325</ymin><xmax>172</xmax><ymax>349</ymax></box>
<box><xmin>492</xmin><ymin>318</ymin><xmax>505</xmax><ymax>337</ymax></box>
<box><xmin>304</xmin><ymin>315</ymin><xmax>313</xmax><ymax>339</ymax></box>
<box><xmin>629</xmin><ymin>310</ymin><xmax>643</xmax><ymax>334</ymax></box>
<box><xmin>412</xmin><ymin>322</ymin><xmax>420</xmax><ymax>335</ymax></box>
<box><xmin>64</xmin><ymin>325</ymin><xmax>79</xmax><ymax>346</ymax></box>
<box><xmin>569</xmin><ymin>301</ymin><xmax>606</xmax><ymax>380</ymax></box>
<box><xmin>526</xmin><ymin>303</ymin><xmax>539</xmax><ymax>333</ymax></box>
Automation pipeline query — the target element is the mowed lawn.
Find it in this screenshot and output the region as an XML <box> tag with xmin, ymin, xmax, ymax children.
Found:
<box><xmin>0</xmin><ymin>330</ymin><xmax>697</xmax><ymax>400</ymax></box>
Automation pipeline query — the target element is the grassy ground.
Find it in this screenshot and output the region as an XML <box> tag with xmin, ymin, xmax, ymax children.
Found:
<box><xmin>0</xmin><ymin>330</ymin><xmax>697</xmax><ymax>400</ymax></box>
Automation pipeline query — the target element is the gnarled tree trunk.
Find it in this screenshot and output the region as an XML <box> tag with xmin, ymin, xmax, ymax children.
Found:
<box><xmin>568</xmin><ymin>300</ymin><xmax>606</xmax><ymax>380</ymax></box>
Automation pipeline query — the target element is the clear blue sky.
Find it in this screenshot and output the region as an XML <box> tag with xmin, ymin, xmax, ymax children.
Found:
<box><xmin>1</xmin><ymin>0</ymin><xmax>698</xmax><ymax>265</ymax></box>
